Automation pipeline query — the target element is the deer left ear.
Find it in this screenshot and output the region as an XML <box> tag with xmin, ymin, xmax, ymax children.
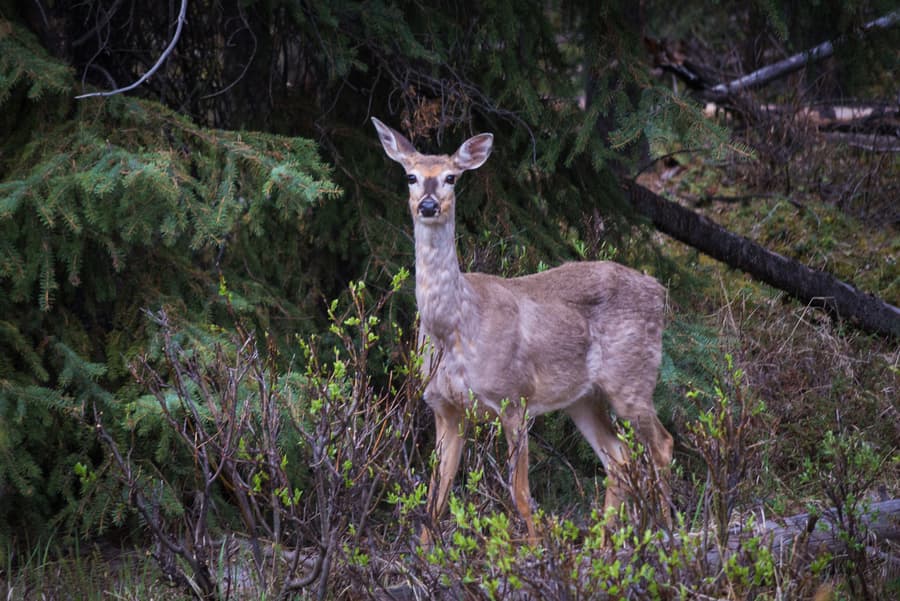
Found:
<box><xmin>372</xmin><ymin>117</ymin><xmax>418</xmax><ymax>166</ymax></box>
<box><xmin>453</xmin><ymin>133</ymin><xmax>493</xmax><ymax>171</ymax></box>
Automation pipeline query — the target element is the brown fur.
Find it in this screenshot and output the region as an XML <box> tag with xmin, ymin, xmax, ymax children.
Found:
<box><xmin>372</xmin><ymin>118</ymin><xmax>673</xmax><ymax>543</ymax></box>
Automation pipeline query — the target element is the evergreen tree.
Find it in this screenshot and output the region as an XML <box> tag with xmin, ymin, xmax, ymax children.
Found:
<box><xmin>0</xmin><ymin>18</ymin><xmax>339</xmax><ymax>541</ymax></box>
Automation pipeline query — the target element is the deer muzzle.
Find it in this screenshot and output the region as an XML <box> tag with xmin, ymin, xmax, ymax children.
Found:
<box><xmin>418</xmin><ymin>197</ymin><xmax>440</xmax><ymax>218</ymax></box>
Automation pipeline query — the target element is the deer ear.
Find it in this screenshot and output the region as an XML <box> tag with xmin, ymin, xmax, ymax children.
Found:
<box><xmin>452</xmin><ymin>133</ymin><xmax>493</xmax><ymax>171</ymax></box>
<box><xmin>372</xmin><ymin>118</ymin><xmax>417</xmax><ymax>165</ymax></box>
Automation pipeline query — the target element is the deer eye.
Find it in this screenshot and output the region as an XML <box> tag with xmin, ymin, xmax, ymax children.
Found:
<box><xmin>444</xmin><ymin>174</ymin><xmax>456</xmax><ymax>185</ymax></box>
<box><xmin>406</xmin><ymin>174</ymin><xmax>417</xmax><ymax>185</ymax></box>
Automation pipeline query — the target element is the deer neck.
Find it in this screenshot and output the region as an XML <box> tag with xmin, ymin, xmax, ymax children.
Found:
<box><xmin>414</xmin><ymin>217</ymin><xmax>477</xmax><ymax>342</ymax></box>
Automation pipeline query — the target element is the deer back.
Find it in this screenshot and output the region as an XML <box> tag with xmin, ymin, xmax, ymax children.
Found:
<box><xmin>423</xmin><ymin>261</ymin><xmax>665</xmax><ymax>417</ymax></box>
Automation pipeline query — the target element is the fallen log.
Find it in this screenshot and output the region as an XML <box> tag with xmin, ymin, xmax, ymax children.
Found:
<box><xmin>652</xmin><ymin>11</ymin><xmax>900</xmax><ymax>102</ymax></box>
<box><xmin>377</xmin><ymin>499</ymin><xmax>900</xmax><ymax>599</ymax></box>
<box><xmin>704</xmin><ymin>498</ymin><xmax>900</xmax><ymax>571</ymax></box>
<box><xmin>762</xmin><ymin>498</ymin><xmax>900</xmax><ymax>553</ymax></box>
<box><xmin>625</xmin><ymin>181</ymin><xmax>900</xmax><ymax>338</ymax></box>
<box><xmin>822</xmin><ymin>131</ymin><xmax>900</xmax><ymax>152</ymax></box>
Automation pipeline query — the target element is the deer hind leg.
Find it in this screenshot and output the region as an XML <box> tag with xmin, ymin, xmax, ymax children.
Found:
<box><xmin>565</xmin><ymin>396</ymin><xmax>630</xmax><ymax>512</ymax></box>
<box><xmin>606</xmin><ymin>389</ymin><xmax>674</xmax><ymax>522</ymax></box>
<box><xmin>500</xmin><ymin>409</ymin><xmax>537</xmax><ymax>543</ymax></box>
<box><xmin>422</xmin><ymin>407</ymin><xmax>465</xmax><ymax>545</ymax></box>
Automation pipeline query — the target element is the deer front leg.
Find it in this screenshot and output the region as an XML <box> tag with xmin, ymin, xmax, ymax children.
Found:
<box><xmin>502</xmin><ymin>411</ymin><xmax>537</xmax><ymax>543</ymax></box>
<box><xmin>421</xmin><ymin>408</ymin><xmax>465</xmax><ymax>545</ymax></box>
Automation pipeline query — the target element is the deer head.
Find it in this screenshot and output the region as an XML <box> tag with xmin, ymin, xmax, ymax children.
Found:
<box><xmin>371</xmin><ymin>118</ymin><xmax>493</xmax><ymax>225</ymax></box>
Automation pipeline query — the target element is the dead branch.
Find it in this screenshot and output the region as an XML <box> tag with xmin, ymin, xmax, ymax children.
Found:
<box><xmin>94</xmin><ymin>406</ymin><xmax>217</xmax><ymax>598</ymax></box>
<box><xmin>706</xmin><ymin>10</ymin><xmax>900</xmax><ymax>100</ymax></box>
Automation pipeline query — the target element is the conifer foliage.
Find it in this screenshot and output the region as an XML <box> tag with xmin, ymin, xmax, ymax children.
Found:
<box><xmin>0</xmin><ymin>20</ymin><xmax>339</xmax><ymax>540</ymax></box>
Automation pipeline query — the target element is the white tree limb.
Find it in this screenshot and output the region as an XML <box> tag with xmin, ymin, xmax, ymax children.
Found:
<box><xmin>75</xmin><ymin>0</ymin><xmax>188</xmax><ymax>99</ymax></box>
<box><xmin>709</xmin><ymin>10</ymin><xmax>900</xmax><ymax>99</ymax></box>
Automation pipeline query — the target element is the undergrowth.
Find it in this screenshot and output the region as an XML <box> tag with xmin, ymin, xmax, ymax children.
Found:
<box><xmin>5</xmin><ymin>262</ymin><xmax>896</xmax><ymax>599</ymax></box>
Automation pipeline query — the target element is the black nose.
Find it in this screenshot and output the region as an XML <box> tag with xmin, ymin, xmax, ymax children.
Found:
<box><xmin>418</xmin><ymin>198</ymin><xmax>439</xmax><ymax>217</ymax></box>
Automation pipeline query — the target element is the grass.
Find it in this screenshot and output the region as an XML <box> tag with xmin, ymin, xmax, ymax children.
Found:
<box><xmin>3</xmin><ymin>537</ymin><xmax>184</xmax><ymax>600</ymax></box>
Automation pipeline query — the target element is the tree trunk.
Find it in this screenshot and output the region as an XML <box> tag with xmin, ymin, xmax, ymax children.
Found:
<box><xmin>625</xmin><ymin>181</ymin><xmax>900</xmax><ymax>338</ymax></box>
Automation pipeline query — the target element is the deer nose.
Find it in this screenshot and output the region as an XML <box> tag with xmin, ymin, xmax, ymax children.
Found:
<box><xmin>418</xmin><ymin>198</ymin><xmax>440</xmax><ymax>217</ymax></box>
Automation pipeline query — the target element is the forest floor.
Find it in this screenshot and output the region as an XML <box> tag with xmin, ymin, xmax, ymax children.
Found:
<box><xmin>639</xmin><ymin>129</ymin><xmax>899</xmax><ymax>507</ymax></box>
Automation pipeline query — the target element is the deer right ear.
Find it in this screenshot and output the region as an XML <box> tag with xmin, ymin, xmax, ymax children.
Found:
<box><xmin>372</xmin><ymin>118</ymin><xmax>417</xmax><ymax>165</ymax></box>
<box><xmin>452</xmin><ymin>133</ymin><xmax>493</xmax><ymax>171</ymax></box>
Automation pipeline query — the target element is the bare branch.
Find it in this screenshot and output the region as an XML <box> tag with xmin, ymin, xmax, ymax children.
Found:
<box><xmin>200</xmin><ymin>5</ymin><xmax>258</xmax><ymax>100</ymax></box>
<box><xmin>30</xmin><ymin>0</ymin><xmax>50</xmax><ymax>29</ymax></box>
<box><xmin>72</xmin><ymin>0</ymin><xmax>125</xmax><ymax>48</ymax></box>
<box><xmin>75</xmin><ymin>0</ymin><xmax>188</xmax><ymax>99</ymax></box>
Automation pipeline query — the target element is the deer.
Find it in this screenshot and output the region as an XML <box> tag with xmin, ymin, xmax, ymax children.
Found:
<box><xmin>371</xmin><ymin>118</ymin><xmax>674</xmax><ymax>544</ymax></box>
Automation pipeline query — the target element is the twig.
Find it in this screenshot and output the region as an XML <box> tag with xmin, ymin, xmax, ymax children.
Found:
<box><xmin>76</xmin><ymin>0</ymin><xmax>188</xmax><ymax>99</ymax></box>
<box><xmin>200</xmin><ymin>5</ymin><xmax>257</xmax><ymax>100</ymax></box>
<box><xmin>633</xmin><ymin>147</ymin><xmax>704</xmax><ymax>179</ymax></box>
<box><xmin>72</xmin><ymin>0</ymin><xmax>125</xmax><ymax>48</ymax></box>
<box><xmin>31</xmin><ymin>0</ymin><xmax>49</xmax><ymax>29</ymax></box>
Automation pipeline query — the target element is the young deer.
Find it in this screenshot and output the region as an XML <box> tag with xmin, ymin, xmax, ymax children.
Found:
<box><xmin>372</xmin><ymin>118</ymin><xmax>673</xmax><ymax>543</ymax></box>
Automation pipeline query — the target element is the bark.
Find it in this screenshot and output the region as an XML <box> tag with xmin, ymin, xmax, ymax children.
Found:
<box><xmin>759</xmin><ymin>498</ymin><xmax>900</xmax><ymax>551</ymax></box>
<box><xmin>625</xmin><ymin>181</ymin><xmax>900</xmax><ymax>338</ymax></box>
